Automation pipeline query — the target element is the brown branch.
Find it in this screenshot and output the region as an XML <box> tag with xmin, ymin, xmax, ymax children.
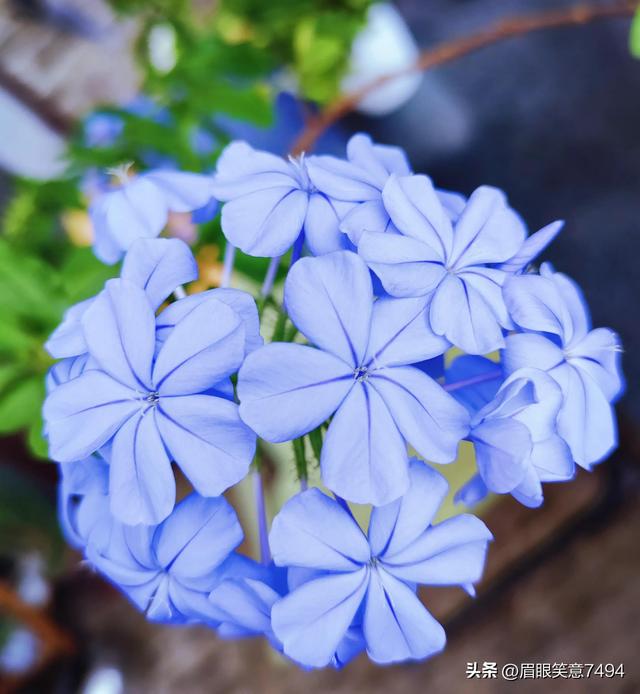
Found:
<box><xmin>291</xmin><ymin>0</ymin><xmax>639</xmax><ymax>155</ymax></box>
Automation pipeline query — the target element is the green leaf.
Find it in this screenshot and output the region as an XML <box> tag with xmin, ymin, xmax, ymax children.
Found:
<box><xmin>28</xmin><ymin>415</ymin><xmax>49</xmax><ymax>459</ymax></box>
<box><xmin>630</xmin><ymin>8</ymin><xmax>640</xmax><ymax>59</ymax></box>
<box><xmin>0</xmin><ymin>377</ymin><xmax>45</xmax><ymax>435</ymax></box>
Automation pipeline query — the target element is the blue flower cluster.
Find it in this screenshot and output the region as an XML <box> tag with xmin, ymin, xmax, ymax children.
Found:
<box><xmin>43</xmin><ymin>133</ymin><xmax>624</xmax><ymax>669</ymax></box>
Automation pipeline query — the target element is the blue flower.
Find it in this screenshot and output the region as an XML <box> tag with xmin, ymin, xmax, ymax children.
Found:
<box><xmin>44</xmin><ymin>278</ymin><xmax>257</xmax><ymax>525</ymax></box>
<box><xmin>358</xmin><ymin>174</ymin><xmax>563</xmax><ymax>354</ymax></box>
<box><xmin>87</xmin><ymin>493</ymin><xmax>243</xmax><ymax>624</ymax></box>
<box><xmin>268</xmin><ymin>461</ymin><xmax>492</xmax><ymax>667</ymax></box>
<box><xmin>58</xmin><ymin>454</ymin><xmax>112</xmax><ymax>550</ymax></box>
<box><xmin>460</xmin><ymin>367</ymin><xmax>574</xmax><ymax>508</ymax></box>
<box><xmin>305</xmin><ymin>133</ymin><xmax>411</xmax><ymax>244</ymax></box>
<box><xmin>503</xmin><ymin>263</ymin><xmax>624</xmax><ymax>468</ymax></box>
<box><xmin>90</xmin><ymin>169</ymin><xmax>216</xmax><ymax>264</ymax></box>
<box><xmin>45</xmin><ymin>238</ymin><xmax>198</xmax><ymax>360</ymax></box>
<box><xmin>212</xmin><ymin>142</ymin><xmax>353</xmax><ymax>257</ymax></box>
<box><xmin>238</xmin><ymin>251</ymin><xmax>468</xmax><ymax>506</ymax></box>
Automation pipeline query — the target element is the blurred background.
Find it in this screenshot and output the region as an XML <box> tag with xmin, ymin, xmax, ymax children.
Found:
<box><xmin>1</xmin><ymin>0</ymin><xmax>639</xmax><ymax>692</ymax></box>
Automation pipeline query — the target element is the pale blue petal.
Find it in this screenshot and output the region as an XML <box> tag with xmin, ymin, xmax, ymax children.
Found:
<box><xmin>503</xmin><ymin>273</ymin><xmax>570</xmax><ymax>338</ymax></box>
<box><xmin>143</xmin><ymin>170</ymin><xmax>215</xmax><ymax>212</ymax></box>
<box><xmin>155</xmin><ymin>494</ymin><xmax>242</xmax><ymax>578</ymax></box>
<box><xmin>430</xmin><ymin>273</ymin><xmax>505</xmax><ymax>354</ymax></box>
<box><xmin>347</xmin><ymin>133</ymin><xmax>411</xmax><ymax>181</ymax></box>
<box><xmin>45</xmin><ymin>297</ymin><xmax>93</xmax><ymax>358</ymax></box>
<box><xmin>304</xmin><ymin>194</ymin><xmax>350</xmax><ymax>256</ymax></box>
<box><xmin>121</xmin><ymin>238</ymin><xmax>198</xmax><ymax>310</ymax></box>
<box><xmin>43</xmin><ymin>370</ymin><xmax>137</xmax><ymax>462</ymax></box>
<box><xmin>284</xmin><ymin>251</ymin><xmax>373</xmax><ymax>365</ymax></box>
<box><xmin>109</xmin><ymin>410</ymin><xmax>175</xmax><ymax>525</ymax></box>
<box><xmin>449</xmin><ymin>186</ymin><xmax>525</xmax><ymax>268</ymax></box>
<box><xmin>321</xmin><ymin>383</ymin><xmax>409</xmax><ymax>506</ymax></box>
<box><xmin>154</xmin><ymin>298</ymin><xmax>245</xmax><ymax>395</ymax></box>
<box><xmin>369</xmin><ymin>461</ymin><xmax>448</xmax><ymax>558</ymax></box>
<box><xmin>569</xmin><ymin>327</ymin><xmax>624</xmax><ymax>402</ymax></box>
<box><xmin>339</xmin><ymin>199</ymin><xmax>392</xmax><ymax>244</ymax></box>
<box><xmin>364</xmin><ymin>296</ymin><xmax>448</xmax><ymax>368</ymax></box>
<box><xmin>271</xmin><ymin>569</ymin><xmax>369</xmax><ymax>668</ymax></box>
<box><xmin>499</xmin><ymin>221</ymin><xmax>564</xmax><ymax>273</ymax></box>
<box><xmin>379</xmin><ymin>514</ymin><xmax>492</xmax><ymax>586</ymax></box>
<box><xmin>82</xmin><ymin>279</ymin><xmax>155</xmax><ymax>390</ymax></box>
<box><xmin>382</xmin><ymin>174</ymin><xmax>453</xmax><ymax>255</ymax></box>
<box><xmin>472</xmin><ymin>418</ymin><xmax>531</xmax><ymax>493</ymax></box>
<box><xmin>454</xmin><ymin>475</ymin><xmax>489</xmax><ymax>507</ymax></box>
<box><xmin>503</xmin><ymin>333</ymin><xmax>564</xmax><ymax>374</ymax></box>
<box><xmin>212</xmin><ymin>141</ymin><xmax>297</xmax><ymax>199</ymax></box>
<box><xmin>157</xmin><ymin>394</ymin><xmax>255</xmax><ymax>495</ymax></box>
<box><xmin>541</xmin><ymin>264</ymin><xmax>591</xmax><ymax>343</ymax></box>
<box><xmin>269</xmin><ymin>488</ymin><xmax>370</xmax><ymax>571</ymax></box>
<box><xmin>237</xmin><ymin>343</ymin><xmax>352</xmax><ymax>442</ymax></box>
<box><xmin>157</xmin><ymin>288</ymin><xmax>263</xmax><ymax>356</ymax></box>
<box><xmin>305</xmin><ymin>156</ymin><xmax>380</xmax><ymax>201</ymax></box>
<box><xmin>363</xmin><ymin>568</ymin><xmax>445</xmax><ymax>664</ymax></box>
<box><xmin>553</xmin><ymin>363</ymin><xmax>617</xmax><ymax>469</ymax></box>
<box><xmin>358</xmin><ymin>231</ymin><xmax>445</xmax><ymax>298</ymax></box>
<box><xmin>221</xmin><ymin>187</ymin><xmax>308</xmax><ymax>257</ymax></box>
<box><xmin>370</xmin><ymin>366</ymin><xmax>470</xmax><ymax>464</ymax></box>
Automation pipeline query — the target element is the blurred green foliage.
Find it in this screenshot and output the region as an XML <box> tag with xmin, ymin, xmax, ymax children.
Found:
<box><xmin>630</xmin><ymin>8</ymin><xmax>640</xmax><ymax>59</ymax></box>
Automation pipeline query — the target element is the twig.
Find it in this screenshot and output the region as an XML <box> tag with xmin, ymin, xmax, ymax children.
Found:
<box><xmin>291</xmin><ymin>0</ymin><xmax>638</xmax><ymax>155</ymax></box>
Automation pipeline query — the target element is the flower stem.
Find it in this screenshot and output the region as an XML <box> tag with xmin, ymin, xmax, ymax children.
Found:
<box><xmin>260</xmin><ymin>256</ymin><xmax>281</xmax><ymax>298</ymax></box>
<box><xmin>252</xmin><ymin>469</ymin><xmax>271</xmax><ymax>565</ymax></box>
<box><xmin>292</xmin><ymin>437</ymin><xmax>308</xmax><ymax>488</ymax></box>
<box><xmin>221</xmin><ymin>242</ymin><xmax>236</xmax><ymax>288</ymax></box>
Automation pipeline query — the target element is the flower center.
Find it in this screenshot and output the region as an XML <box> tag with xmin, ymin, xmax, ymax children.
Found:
<box><xmin>369</xmin><ymin>556</ymin><xmax>380</xmax><ymax>568</ymax></box>
<box><xmin>353</xmin><ymin>366</ymin><xmax>369</xmax><ymax>383</ymax></box>
<box><xmin>145</xmin><ymin>391</ymin><xmax>160</xmax><ymax>407</ymax></box>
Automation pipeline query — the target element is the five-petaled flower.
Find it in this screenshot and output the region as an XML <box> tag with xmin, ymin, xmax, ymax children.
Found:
<box><xmin>238</xmin><ymin>250</ymin><xmax>469</xmax><ymax>506</ymax></box>
<box><xmin>269</xmin><ymin>462</ymin><xmax>492</xmax><ymax>667</ymax></box>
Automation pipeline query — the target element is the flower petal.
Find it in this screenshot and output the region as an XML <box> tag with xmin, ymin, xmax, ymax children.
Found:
<box><xmin>157</xmin><ymin>394</ymin><xmax>255</xmax><ymax>496</ymax></box>
<box><xmin>157</xmin><ymin>288</ymin><xmax>263</xmax><ymax>356</ymax></box>
<box><xmin>109</xmin><ymin>410</ymin><xmax>175</xmax><ymax>525</ymax></box>
<box><xmin>472</xmin><ymin>418</ymin><xmax>531</xmax><ymax>493</ymax></box>
<box><xmin>358</xmin><ymin>231</ymin><xmax>445</xmax><ymax>298</ymax></box>
<box><xmin>339</xmin><ymin>199</ymin><xmax>392</xmax><ymax>244</ymax></box>
<box><xmin>321</xmin><ymin>382</ymin><xmax>409</xmax><ymax>506</ymax></box>
<box><xmin>221</xmin><ymin>187</ymin><xmax>308</xmax><ymax>257</ymax></box>
<box><xmin>380</xmin><ymin>514</ymin><xmax>492</xmax><ymax>586</ymax></box>
<box><xmin>269</xmin><ymin>488</ymin><xmax>370</xmax><ymax>571</ymax></box>
<box><xmin>382</xmin><ymin>174</ymin><xmax>453</xmax><ymax>255</ymax></box>
<box><xmin>369</xmin><ymin>461</ymin><xmax>448</xmax><ymax>558</ymax></box>
<box><xmin>365</xmin><ymin>296</ymin><xmax>448</xmax><ymax>368</ymax></box>
<box><xmin>45</xmin><ymin>298</ymin><xmax>93</xmax><ymax>359</ymax></box>
<box><xmin>154</xmin><ymin>298</ymin><xmax>245</xmax><ymax>395</ymax></box>
<box><xmin>82</xmin><ymin>279</ymin><xmax>155</xmax><ymax>390</ymax></box>
<box><xmin>499</xmin><ymin>220</ymin><xmax>564</xmax><ymax>273</ymax></box>
<box><xmin>43</xmin><ymin>370</ymin><xmax>137</xmax><ymax>463</ymax></box>
<box><xmin>449</xmin><ymin>186</ymin><xmax>525</xmax><ymax>268</ymax></box>
<box><xmin>121</xmin><ymin>238</ymin><xmax>198</xmax><ymax>310</ymax></box>
<box><xmin>363</xmin><ymin>568</ymin><xmax>445</xmax><ymax>664</ymax></box>
<box><xmin>553</xmin><ymin>363</ymin><xmax>617</xmax><ymax>469</ymax></box>
<box><xmin>430</xmin><ymin>273</ymin><xmax>505</xmax><ymax>354</ymax></box>
<box><xmin>284</xmin><ymin>251</ymin><xmax>373</xmax><ymax>365</ymax></box>
<box><xmin>143</xmin><ymin>170</ymin><xmax>215</xmax><ymax>212</ymax></box>
<box><xmin>271</xmin><ymin>569</ymin><xmax>369</xmax><ymax>668</ymax></box>
<box><xmin>303</xmin><ymin>194</ymin><xmax>350</xmax><ymax>256</ymax></box>
<box><xmin>370</xmin><ymin>366</ymin><xmax>470</xmax><ymax>464</ymax></box>
<box><xmin>155</xmin><ymin>494</ymin><xmax>242</xmax><ymax>578</ymax></box>
<box><xmin>503</xmin><ymin>333</ymin><xmax>564</xmax><ymax>374</ymax></box>
<box><xmin>237</xmin><ymin>343</ymin><xmax>353</xmax><ymax>442</ymax></box>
